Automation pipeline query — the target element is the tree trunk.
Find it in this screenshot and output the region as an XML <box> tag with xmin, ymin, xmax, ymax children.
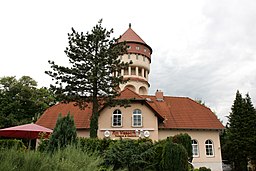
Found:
<box><xmin>90</xmin><ymin>77</ymin><xmax>99</xmax><ymax>138</ymax></box>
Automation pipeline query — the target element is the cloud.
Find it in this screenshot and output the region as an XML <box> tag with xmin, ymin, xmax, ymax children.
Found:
<box><xmin>149</xmin><ymin>0</ymin><xmax>256</xmax><ymax>124</ymax></box>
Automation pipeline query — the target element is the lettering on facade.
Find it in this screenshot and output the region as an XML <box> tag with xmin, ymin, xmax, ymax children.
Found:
<box><xmin>112</xmin><ymin>130</ymin><xmax>138</xmax><ymax>137</ymax></box>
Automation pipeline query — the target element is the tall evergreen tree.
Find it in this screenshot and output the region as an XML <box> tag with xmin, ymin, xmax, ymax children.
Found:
<box><xmin>227</xmin><ymin>91</ymin><xmax>256</xmax><ymax>171</ymax></box>
<box><xmin>46</xmin><ymin>20</ymin><xmax>130</xmax><ymax>138</ymax></box>
<box><xmin>244</xmin><ymin>93</ymin><xmax>256</xmax><ymax>161</ymax></box>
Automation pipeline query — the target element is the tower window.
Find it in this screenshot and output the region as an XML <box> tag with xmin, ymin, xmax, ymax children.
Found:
<box><xmin>131</xmin><ymin>67</ymin><xmax>136</xmax><ymax>75</ymax></box>
<box><xmin>143</xmin><ymin>56</ymin><xmax>145</xmax><ymax>61</ymax></box>
<box><xmin>124</xmin><ymin>69</ymin><xmax>128</xmax><ymax>75</ymax></box>
<box><xmin>136</xmin><ymin>46</ymin><xmax>140</xmax><ymax>50</ymax></box>
<box><xmin>128</xmin><ymin>54</ymin><xmax>131</xmax><ymax>59</ymax></box>
<box><xmin>144</xmin><ymin>48</ymin><xmax>147</xmax><ymax>52</ymax></box>
<box><xmin>138</xmin><ymin>68</ymin><xmax>142</xmax><ymax>76</ymax></box>
<box><xmin>136</xmin><ymin>54</ymin><xmax>139</xmax><ymax>60</ymax></box>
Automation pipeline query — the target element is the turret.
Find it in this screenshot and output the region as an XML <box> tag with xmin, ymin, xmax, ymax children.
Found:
<box><xmin>118</xmin><ymin>24</ymin><xmax>152</xmax><ymax>95</ymax></box>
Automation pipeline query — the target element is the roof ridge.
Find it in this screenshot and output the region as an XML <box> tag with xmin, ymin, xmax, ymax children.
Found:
<box><xmin>120</xmin><ymin>87</ymin><xmax>144</xmax><ymax>99</ymax></box>
<box><xmin>142</xmin><ymin>94</ymin><xmax>190</xmax><ymax>99</ymax></box>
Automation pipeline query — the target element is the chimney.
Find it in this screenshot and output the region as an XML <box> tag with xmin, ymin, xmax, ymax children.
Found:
<box><xmin>155</xmin><ymin>90</ymin><xmax>164</xmax><ymax>101</ymax></box>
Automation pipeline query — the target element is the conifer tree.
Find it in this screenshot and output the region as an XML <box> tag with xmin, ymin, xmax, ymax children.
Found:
<box><xmin>227</xmin><ymin>91</ymin><xmax>256</xmax><ymax>171</ymax></box>
<box><xmin>244</xmin><ymin>93</ymin><xmax>256</xmax><ymax>161</ymax></box>
<box><xmin>47</xmin><ymin>113</ymin><xmax>77</xmax><ymax>152</ymax></box>
<box><xmin>46</xmin><ymin>20</ymin><xmax>130</xmax><ymax>138</ymax></box>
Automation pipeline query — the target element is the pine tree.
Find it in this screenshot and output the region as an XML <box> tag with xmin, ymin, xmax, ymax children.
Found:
<box><xmin>244</xmin><ymin>93</ymin><xmax>256</xmax><ymax>161</ymax></box>
<box><xmin>227</xmin><ymin>91</ymin><xmax>256</xmax><ymax>171</ymax></box>
<box><xmin>46</xmin><ymin>20</ymin><xmax>130</xmax><ymax>138</ymax></box>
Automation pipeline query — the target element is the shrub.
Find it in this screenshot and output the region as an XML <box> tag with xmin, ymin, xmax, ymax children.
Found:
<box><xmin>78</xmin><ymin>137</ymin><xmax>112</xmax><ymax>154</ymax></box>
<box><xmin>37</xmin><ymin>138</ymin><xmax>49</xmax><ymax>152</ymax></box>
<box><xmin>199</xmin><ymin>167</ymin><xmax>211</xmax><ymax>171</ymax></box>
<box><xmin>0</xmin><ymin>139</ymin><xmax>26</xmax><ymax>150</ymax></box>
<box><xmin>161</xmin><ymin>139</ymin><xmax>188</xmax><ymax>171</ymax></box>
<box><xmin>173</xmin><ymin>133</ymin><xmax>193</xmax><ymax>162</ymax></box>
<box><xmin>47</xmin><ymin>112</ymin><xmax>77</xmax><ymax>152</ymax></box>
<box><xmin>0</xmin><ymin>145</ymin><xmax>113</xmax><ymax>171</ymax></box>
<box><xmin>104</xmin><ymin>139</ymin><xmax>154</xmax><ymax>171</ymax></box>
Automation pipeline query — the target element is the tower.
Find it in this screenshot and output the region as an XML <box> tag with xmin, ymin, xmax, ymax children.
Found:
<box><xmin>118</xmin><ymin>24</ymin><xmax>152</xmax><ymax>95</ymax></box>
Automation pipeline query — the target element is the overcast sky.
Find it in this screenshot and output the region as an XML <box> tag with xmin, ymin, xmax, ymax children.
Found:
<box><xmin>1</xmin><ymin>0</ymin><xmax>255</xmax><ymax>124</ymax></box>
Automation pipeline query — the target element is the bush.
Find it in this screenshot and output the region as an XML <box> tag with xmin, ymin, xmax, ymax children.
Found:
<box><xmin>104</xmin><ymin>138</ymin><xmax>154</xmax><ymax>171</ymax></box>
<box><xmin>173</xmin><ymin>133</ymin><xmax>193</xmax><ymax>162</ymax></box>
<box><xmin>0</xmin><ymin>145</ymin><xmax>113</xmax><ymax>171</ymax></box>
<box><xmin>161</xmin><ymin>139</ymin><xmax>188</xmax><ymax>171</ymax></box>
<box><xmin>0</xmin><ymin>139</ymin><xmax>26</xmax><ymax>150</ymax></box>
<box><xmin>78</xmin><ymin>137</ymin><xmax>112</xmax><ymax>154</ymax></box>
<box><xmin>37</xmin><ymin>139</ymin><xmax>49</xmax><ymax>152</ymax></box>
<box><xmin>47</xmin><ymin>113</ymin><xmax>77</xmax><ymax>152</ymax></box>
<box><xmin>199</xmin><ymin>167</ymin><xmax>211</xmax><ymax>171</ymax></box>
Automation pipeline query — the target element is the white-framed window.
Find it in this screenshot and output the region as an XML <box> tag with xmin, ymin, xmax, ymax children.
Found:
<box><xmin>192</xmin><ymin>139</ymin><xmax>199</xmax><ymax>157</ymax></box>
<box><xmin>128</xmin><ymin>54</ymin><xmax>131</xmax><ymax>59</ymax></box>
<box><xmin>205</xmin><ymin>139</ymin><xmax>214</xmax><ymax>157</ymax></box>
<box><xmin>112</xmin><ymin>109</ymin><xmax>122</xmax><ymax>127</ymax></box>
<box><xmin>132</xmin><ymin>109</ymin><xmax>142</xmax><ymax>127</ymax></box>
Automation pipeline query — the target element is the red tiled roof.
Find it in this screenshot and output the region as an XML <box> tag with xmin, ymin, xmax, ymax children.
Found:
<box><xmin>141</xmin><ymin>95</ymin><xmax>224</xmax><ymax>130</ymax></box>
<box><xmin>36</xmin><ymin>102</ymin><xmax>92</xmax><ymax>129</ymax></box>
<box><xmin>118</xmin><ymin>26</ymin><xmax>146</xmax><ymax>44</ymax></box>
<box><xmin>36</xmin><ymin>89</ymin><xmax>224</xmax><ymax>130</ymax></box>
<box><xmin>117</xmin><ymin>87</ymin><xmax>144</xmax><ymax>99</ymax></box>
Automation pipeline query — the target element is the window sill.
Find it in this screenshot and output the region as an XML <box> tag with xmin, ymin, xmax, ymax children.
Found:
<box><xmin>206</xmin><ymin>155</ymin><xmax>215</xmax><ymax>158</ymax></box>
<box><xmin>132</xmin><ymin>125</ymin><xmax>143</xmax><ymax>128</ymax></box>
<box><xmin>112</xmin><ymin>126</ymin><xmax>123</xmax><ymax>128</ymax></box>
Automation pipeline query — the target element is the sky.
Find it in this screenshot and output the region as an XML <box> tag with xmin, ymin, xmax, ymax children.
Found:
<box><xmin>0</xmin><ymin>0</ymin><xmax>255</xmax><ymax>124</ymax></box>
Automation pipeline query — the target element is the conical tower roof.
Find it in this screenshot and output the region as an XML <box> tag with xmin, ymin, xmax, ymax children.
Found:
<box><xmin>118</xmin><ymin>24</ymin><xmax>152</xmax><ymax>54</ymax></box>
<box><xmin>118</xmin><ymin>24</ymin><xmax>146</xmax><ymax>44</ymax></box>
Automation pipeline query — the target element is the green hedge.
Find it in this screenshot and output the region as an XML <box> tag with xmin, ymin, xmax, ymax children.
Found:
<box><xmin>0</xmin><ymin>145</ymin><xmax>113</xmax><ymax>171</ymax></box>
<box><xmin>37</xmin><ymin>134</ymin><xmax>192</xmax><ymax>171</ymax></box>
<box><xmin>0</xmin><ymin>139</ymin><xmax>26</xmax><ymax>150</ymax></box>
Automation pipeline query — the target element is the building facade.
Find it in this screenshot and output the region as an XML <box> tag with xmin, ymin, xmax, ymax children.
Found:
<box><xmin>37</xmin><ymin>25</ymin><xmax>224</xmax><ymax>171</ymax></box>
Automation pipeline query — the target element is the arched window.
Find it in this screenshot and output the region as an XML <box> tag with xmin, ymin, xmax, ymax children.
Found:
<box><xmin>112</xmin><ymin>109</ymin><xmax>122</xmax><ymax>127</ymax></box>
<box><xmin>132</xmin><ymin>109</ymin><xmax>142</xmax><ymax>127</ymax></box>
<box><xmin>192</xmin><ymin>139</ymin><xmax>199</xmax><ymax>157</ymax></box>
<box><xmin>205</xmin><ymin>139</ymin><xmax>214</xmax><ymax>156</ymax></box>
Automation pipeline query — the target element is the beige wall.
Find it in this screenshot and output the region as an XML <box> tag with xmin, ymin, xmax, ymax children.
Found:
<box><xmin>76</xmin><ymin>105</ymin><xmax>223</xmax><ymax>171</ymax></box>
<box><xmin>119</xmin><ymin>80</ymin><xmax>148</xmax><ymax>95</ymax></box>
<box><xmin>98</xmin><ymin>103</ymin><xmax>159</xmax><ymax>140</ymax></box>
<box><xmin>77</xmin><ymin>129</ymin><xmax>90</xmax><ymax>137</ymax></box>
<box><xmin>159</xmin><ymin>129</ymin><xmax>223</xmax><ymax>171</ymax></box>
<box><xmin>121</xmin><ymin>54</ymin><xmax>150</xmax><ymax>71</ymax></box>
